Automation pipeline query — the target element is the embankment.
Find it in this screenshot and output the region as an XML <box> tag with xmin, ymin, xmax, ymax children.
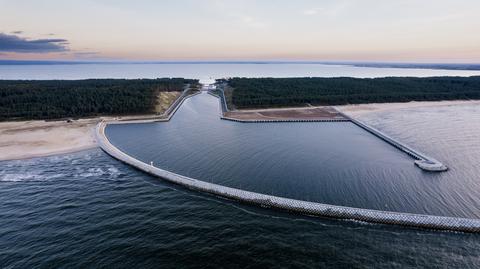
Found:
<box><xmin>96</xmin><ymin>92</ymin><xmax>478</xmax><ymax>232</ymax></box>
<box><xmin>96</xmin><ymin>121</ymin><xmax>480</xmax><ymax>232</ymax></box>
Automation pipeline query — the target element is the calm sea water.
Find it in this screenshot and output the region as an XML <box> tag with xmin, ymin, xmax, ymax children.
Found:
<box><xmin>1</xmin><ymin>150</ymin><xmax>480</xmax><ymax>268</ymax></box>
<box><xmin>1</xmin><ymin>64</ymin><xmax>480</xmax><ymax>268</ymax></box>
<box><xmin>1</xmin><ymin>63</ymin><xmax>480</xmax><ymax>83</ymax></box>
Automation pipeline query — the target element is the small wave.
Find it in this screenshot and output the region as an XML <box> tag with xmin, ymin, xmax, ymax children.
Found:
<box><xmin>49</xmin><ymin>173</ymin><xmax>67</xmax><ymax>179</ymax></box>
<box><xmin>0</xmin><ymin>171</ymin><xmax>67</xmax><ymax>182</ymax></box>
<box><xmin>78</xmin><ymin>168</ymin><xmax>105</xmax><ymax>177</ymax></box>
<box><xmin>0</xmin><ymin>172</ymin><xmax>42</xmax><ymax>182</ymax></box>
<box><xmin>107</xmin><ymin>166</ymin><xmax>120</xmax><ymax>174</ymax></box>
<box><xmin>76</xmin><ymin>165</ymin><xmax>123</xmax><ymax>179</ymax></box>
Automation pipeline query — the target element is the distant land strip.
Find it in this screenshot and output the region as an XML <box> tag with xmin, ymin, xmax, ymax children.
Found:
<box><xmin>1</xmin><ymin>60</ymin><xmax>480</xmax><ymax>70</ymax></box>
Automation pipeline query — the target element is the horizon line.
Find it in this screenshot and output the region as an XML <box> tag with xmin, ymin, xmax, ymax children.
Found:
<box><xmin>1</xmin><ymin>60</ymin><xmax>480</xmax><ymax>71</ymax></box>
<box><xmin>1</xmin><ymin>59</ymin><xmax>480</xmax><ymax>65</ymax></box>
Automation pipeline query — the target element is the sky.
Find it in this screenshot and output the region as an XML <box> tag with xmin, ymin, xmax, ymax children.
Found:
<box><xmin>0</xmin><ymin>0</ymin><xmax>479</xmax><ymax>62</ymax></box>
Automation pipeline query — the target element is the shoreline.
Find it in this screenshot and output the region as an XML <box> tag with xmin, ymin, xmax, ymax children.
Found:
<box><xmin>1</xmin><ymin>98</ymin><xmax>478</xmax><ymax>162</ymax></box>
<box><xmin>0</xmin><ymin>114</ymin><xmax>174</xmax><ymax>162</ymax></box>
<box><xmin>218</xmin><ymin>95</ymin><xmax>480</xmax><ymax>121</ymax></box>
<box><xmin>0</xmin><ymin>88</ymin><xmax>197</xmax><ymax>162</ymax></box>
<box><xmin>2</xmin><ymin>144</ymin><xmax>98</xmax><ymax>162</ymax></box>
<box><xmin>0</xmin><ymin>118</ymin><xmax>99</xmax><ymax>162</ymax></box>
<box><xmin>223</xmin><ymin>106</ymin><xmax>346</xmax><ymax>121</ymax></box>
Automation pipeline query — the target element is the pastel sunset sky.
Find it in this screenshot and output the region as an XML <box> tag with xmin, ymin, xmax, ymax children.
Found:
<box><xmin>1</xmin><ymin>0</ymin><xmax>479</xmax><ymax>62</ymax></box>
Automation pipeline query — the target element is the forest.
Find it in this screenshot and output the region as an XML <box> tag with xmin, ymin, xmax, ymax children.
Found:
<box><xmin>225</xmin><ymin>77</ymin><xmax>480</xmax><ymax>108</ymax></box>
<box><xmin>0</xmin><ymin>78</ymin><xmax>198</xmax><ymax>120</ymax></box>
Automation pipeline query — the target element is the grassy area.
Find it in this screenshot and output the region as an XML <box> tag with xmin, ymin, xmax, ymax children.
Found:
<box><xmin>155</xmin><ymin>91</ymin><xmax>182</xmax><ymax>114</ymax></box>
<box><xmin>223</xmin><ymin>85</ymin><xmax>236</xmax><ymax>110</ymax></box>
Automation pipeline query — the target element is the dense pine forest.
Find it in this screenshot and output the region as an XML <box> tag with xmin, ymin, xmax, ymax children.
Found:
<box><xmin>225</xmin><ymin>77</ymin><xmax>480</xmax><ymax>109</ymax></box>
<box><xmin>0</xmin><ymin>78</ymin><xmax>198</xmax><ymax>120</ymax></box>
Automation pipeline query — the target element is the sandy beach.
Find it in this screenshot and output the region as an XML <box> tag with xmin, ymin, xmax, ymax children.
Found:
<box><xmin>0</xmin><ymin>89</ymin><xmax>189</xmax><ymax>161</ymax></box>
<box><xmin>0</xmin><ymin>113</ymin><xmax>170</xmax><ymax>161</ymax></box>
<box><xmin>0</xmin><ymin>119</ymin><xmax>100</xmax><ymax>161</ymax></box>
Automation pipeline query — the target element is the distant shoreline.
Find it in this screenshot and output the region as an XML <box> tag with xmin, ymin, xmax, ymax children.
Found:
<box><xmin>1</xmin><ymin>60</ymin><xmax>480</xmax><ymax>71</ymax></box>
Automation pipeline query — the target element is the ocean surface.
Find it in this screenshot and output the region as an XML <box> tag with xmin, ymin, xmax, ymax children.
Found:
<box><xmin>0</xmin><ymin>149</ymin><xmax>479</xmax><ymax>268</ymax></box>
<box><xmin>1</xmin><ymin>63</ymin><xmax>480</xmax><ymax>84</ymax></box>
<box><xmin>1</xmin><ymin>64</ymin><xmax>480</xmax><ymax>268</ymax></box>
<box><xmin>2</xmin><ymin>121</ymin><xmax>480</xmax><ymax>268</ymax></box>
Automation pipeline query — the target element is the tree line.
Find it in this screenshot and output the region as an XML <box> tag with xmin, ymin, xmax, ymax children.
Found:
<box><xmin>0</xmin><ymin>78</ymin><xmax>198</xmax><ymax>120</ymax></box>
<box><xmin>225</xmin><ymin>77</ymin><xmax>480</xmax><ymax>108</ymax></box>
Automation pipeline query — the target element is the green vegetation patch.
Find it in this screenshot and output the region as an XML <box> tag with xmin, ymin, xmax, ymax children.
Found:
<box><xmin>226</xmin><ymin>77</ymin><xmax>480</xmax><ymax>108</ymax></box>
<box><xmin>0</xmin><ymin>78</ymin><xmax>198</xmax><ymax>120</ymax></box>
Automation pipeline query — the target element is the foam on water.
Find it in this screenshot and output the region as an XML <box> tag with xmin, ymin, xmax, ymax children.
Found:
<box><xmin>0</xmin><ymin>172</ymin><xmax>43</xmax><ymax>182</ymax></box>
<box><xmin>76</xmin><ymin>166</ymin><xmax>123</xmax><ymax>178</ymax></box>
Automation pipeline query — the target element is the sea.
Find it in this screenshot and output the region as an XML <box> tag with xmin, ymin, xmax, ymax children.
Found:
<box><xmin>1</xmin><ymin>63</ymin><xmax>480</xmax><ymax>268</ymax></box>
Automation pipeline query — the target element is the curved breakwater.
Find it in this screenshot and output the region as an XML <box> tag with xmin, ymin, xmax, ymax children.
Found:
<box><xmin>97</xmin><ymin>119</ymin><xmax>480</xmax><ymax>232</ymax></box>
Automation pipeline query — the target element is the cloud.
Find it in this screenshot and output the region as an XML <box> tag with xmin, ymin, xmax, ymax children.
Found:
<box><xmin>0</xmin><ymin>33</ymin><xmax>69</xmax><ymax>53</ymax></box>
<box><xmin>11</xmin><ymin>31</ymin><xmax>23</xmax><ymax>34</ymax></box>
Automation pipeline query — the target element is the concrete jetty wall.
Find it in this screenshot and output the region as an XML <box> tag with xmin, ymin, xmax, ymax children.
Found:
<box><xmin>212</xmin><ymin>89</ymin><xmax>446</xmax><ymax>172</ymax></box>
<box><xmin>338</xmin><ymin>111</ymin><xmax>447</xmax><ymax>172</ymax></box>
<box><xmin>163</xmin><ymin>89</ymin><xmax>201</xmax><ymax>120</ymax></box>
<box><xmin>212</xmin><ymin>89</ymin><xmax>349</xmax><ymax>123</ymax></box>
<box><xmin>220</xmin><ymin>117</ymin><xmax>350</xmax><ymax>123</ymax></box>
<box><xmin>218</xmin><ymin>88</ymin><xmax>230</xmax><ymax>112</ymax></box>
<box><xmin>96</xmin><ymin>121</ymin><xmax>480</xmax><ymax>232</ymax></box>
